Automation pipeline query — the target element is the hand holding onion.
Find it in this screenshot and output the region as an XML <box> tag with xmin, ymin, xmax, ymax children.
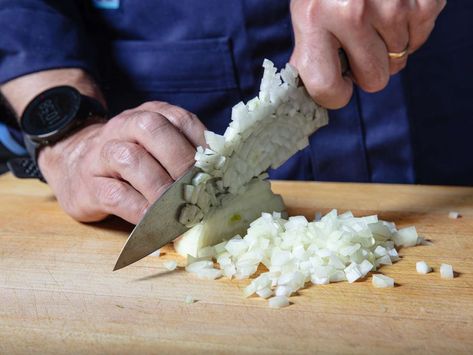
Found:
<box><xmin>290</xmin><ymin>0</ymin><xmax>447</xmax><ymax>109</ymax></box>
<box><xmin>38</xmin><ymin>101</ymin><xmax>206</xmax><ymax>224</ymax></box>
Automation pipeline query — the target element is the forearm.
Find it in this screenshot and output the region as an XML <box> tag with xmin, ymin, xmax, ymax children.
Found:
<box><xmin>0</xmin><ymin>68</ymin><xmax>106</xmax><ymax>118</ymax></box>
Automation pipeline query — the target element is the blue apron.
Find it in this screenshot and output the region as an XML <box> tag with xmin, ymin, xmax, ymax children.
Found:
<box><xmin>0</xmin><ymin>0</ymin><xmax>471</xmax><ymax>185</ymax></box>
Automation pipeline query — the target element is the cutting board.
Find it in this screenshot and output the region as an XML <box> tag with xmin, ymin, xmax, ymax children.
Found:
<box><xmin>0</xmin><ymin>173</ymin><xmax>472</xmax><ymax>354</ymax></box>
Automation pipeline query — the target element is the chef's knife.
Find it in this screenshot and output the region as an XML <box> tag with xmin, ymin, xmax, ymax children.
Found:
<box><xmin>113</xmin><ymin>166</ymin><xmax>200</xmax><ymax>271</ymax></box>
<box><xmin>113</xmin><ymin>49</ymin><xmax>350</xmax><ymax>271</ymax></box>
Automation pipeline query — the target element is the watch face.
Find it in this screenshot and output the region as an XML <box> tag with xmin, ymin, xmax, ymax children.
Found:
<box><xmin>21</xmin><ymin>86</ymin><xmax>82</xmax><ymax>140</ymax></box>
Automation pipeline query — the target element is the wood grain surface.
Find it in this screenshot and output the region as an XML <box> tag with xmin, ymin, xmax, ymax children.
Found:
<box><xmin>0</xmin><ymin>172</ymin><xmax>472</xmax><ymax>354</ymax></box>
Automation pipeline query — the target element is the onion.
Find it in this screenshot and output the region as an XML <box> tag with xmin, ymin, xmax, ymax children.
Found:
<box><xmin>448</xmin><ymin>211</ymin><xmax>461</xmax><ymax>219</ymax></box>
<box><xmin>344</xmin><ymin>263</ymin><xmax>362</xmax><ymax>283</ymax></box>
<box><xmin>416</xmin><ymin>261</ymin><xmax>431</xmax><ymax>274</ymax></box>
<box><xmin>372</xmin><ymin>274</ymin><xmax>394</xmax><ymax>288</ymax></box>
<box><xmin>150</xmin><ymin>249</ymin><xmax>161</xmax><ymax>257</ymax></box>
<box><xmin>177</xmin><ymin>59</ymin><xmax>328</xmax><ymax>229</ymax></box>
<box><xmin>440</xmin><ymin>263</ymin><xmax>454</xmax><ymax>279</ymax></box>
<box><xmin>185</xmin><ymin>295</ymin><xmax>195</xmax><ymax>304</ymax></box>
<box><xmin>269</xmin><ymin>296</ymin><xmax>290</xmax><ymax>308</ymax></box>
<box><xmin>174</xmin><ymin>179</ymin><xmax>284</xmax><ymax>257</ymax></box>
<box><xmin>163</xmin><ymin>260</ymin><xmax>177</xmax><ymax>271</ymax></box>
<box><xmin>179</xmin><ymin>209</ymin><xmax>425</xmax><ymax>307</ymax></box>
<box><xmin>170</xmin><ymin>58</ymin><xmax>428</xmax><ymax>308</ymax></box>
<box><xmin>393</xmin><ymin>226</ymin><xmax>418</xmax><ymax>247</ymax></box>
<box><xmin>256</xmin><ymin>287</ymin><xmax>273</xmax><ymax>299</ymax></box>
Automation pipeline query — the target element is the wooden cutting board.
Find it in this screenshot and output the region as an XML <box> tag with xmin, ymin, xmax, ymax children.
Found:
<box><xmin>0</xmin><ymin>172</ymin><xmax>472</xmax><ymax>354</ymax></box>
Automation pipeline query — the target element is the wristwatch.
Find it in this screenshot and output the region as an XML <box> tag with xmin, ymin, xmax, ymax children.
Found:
<box><xmin>7</xmin><ymin>86</ymin><xmax>107</xmax><ymax>181</ymax></box>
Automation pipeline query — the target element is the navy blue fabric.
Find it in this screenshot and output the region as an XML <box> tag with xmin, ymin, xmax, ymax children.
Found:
<box><xmin>0</xmin><ymin>0</ymin><xmax>471</xmax><ymax>185</ymax></box>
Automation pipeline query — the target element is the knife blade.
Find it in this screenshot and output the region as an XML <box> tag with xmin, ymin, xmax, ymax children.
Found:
<box><xmin>113</xmin><ymin>166</ymin><xmax>200</xmax><ymax>271</ymax></box>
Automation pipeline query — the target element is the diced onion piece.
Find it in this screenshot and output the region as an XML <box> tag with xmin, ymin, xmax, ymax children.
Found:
<box><xmin>358</xmin><ymin>260</ymin><xmax>374</xmax><ymax>276</ymax></box>
<box><xmin>194</xmin><ymin>268</ymin><xmax>223</xmax><ymax>280</ymax></box>
<box><xmin>185</xmin><ymin>295</ymin><xmax>195</xmax><ymax>304</ymax></box>
<box><xmin>374</xmin><ymin>246</ymin><xmax>388</xmax><ymax>257</ymax></box>
<box><xmin>150</xmin><ymin>249</ymin><xmax>161</xmax><ymax>257</ymax></box>
<box><xmin>394</xmin><ymin>226</ymin><xmax>418</xmax><ymax>247</ymax></box>
<box><xmin>416</xmin><ymin>261</ymin><xmax>432</xmax><ymax>274</ymax></box>
<box><xmin>163</xmin><ymin>260</ymin><xmax>177</xmax><ymax>271</ymax></box>
<box><xmin>372</xmin><ymin>274</ymin><xmax>394</xmax><ymax>288</ymax></box>
<box><xmin>187</xmin><ymin>254</ymin><xmax>212</xmax><ymax>266</ymax></box>
<box><xmin>275</xmin><ymin>285</ymin><xmax>293</xmax><ymax>297</ymax></box>
<box><xmin>225</xmin><ymin>237</ymin><xmax>248</xmax><ymax>257</ymax></box>
<box><xmin>376</xmin><ymin>255</ymin><xmax>392</xmax><ymax>267</ymax></box>
<box><xmin>448</xmin><ymin>211</ymin><xmax>460</xmax><ymax>219</ymax></box>
<box><xmin>178</xmin><ymin>58</ymin><xmax>328</xmax><ymax>230</ymax></box>
<box><xmin>440</xmin><ymin>263</ymin><xmax>454</xmax><ymax>279</ymax></box>
<box><xmin>185</xmin><ymin>260</ymin><xmax>213</xmax><ymax>272</ymax></box>
<box><xmin>198</xmin><ymin>246</ymin><xmax>216</xmax><ymax>258</ymax></box>
<box><xmin>175</xmin><ymin>179</ymin><xmax>284</xmax><ymax>257</ymax></box>
<box><xmin>344</xmin><ymin>263</ymin><xmax>362</xmax><ymax>283</ymax></box>
<box><xmin>256</xmin><ymin>287</ymin><xmax>273</xmax><ymax>299</ymax></box>
<box><xmin>178</xmin><ymin>208</ymin><xmax>423</xmax><ymax>307</ymax></box>
<box><xmin>311</xmin><ymin>275</ymin><xmax>329</xmax><ymax>285</ymax></box>
<box><xmin>269</xmin><ymin>296</ymin><xmax>290</xmax><ymax>308</ymax></box>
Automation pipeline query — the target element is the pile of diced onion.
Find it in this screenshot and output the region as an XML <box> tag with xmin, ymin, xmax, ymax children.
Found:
<box><xmin>183</xmin><ymin>209</ymin><xmax>427</xmax><ymax>307</ymax></box>
<box><xmin>179</xmin><ymin>59</ymin><xmax>328</xmax><ymax>228</ymax></box>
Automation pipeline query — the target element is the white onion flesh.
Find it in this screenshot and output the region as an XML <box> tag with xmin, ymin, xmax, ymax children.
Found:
<box><xmin>416</xmin><ymin>261</ymin><xmax>432</xmax><ymax>274</ymax></box>
<box><xmin>177</xmin><ymin>59</ymin><xmax>328</xmax><ymax>228</ymax></box>
<box><xmin>169</xmin><ymin>60</ymin><xmax>427</xmax><ymax>308</ymax></box>
<box><xmin>372</xmin><ymin>274</ymin><xmax>394</xmax><ymax>288</ymax></box>
<box><xmin>150</xmin><ymin>249</ymin><xmax>161</xmax><ymax>257</ymax></box>
<box><xmin>440</xmin><ymin>263</ymin><xmax>454</xmax><ymax>279</ymax></box>
<box><xmin>163</xmin><ymin>260</ymin><xmax>178</xmax><ymax>271</ymax></box>
<box><xmin>269</xmin><ymin>296</ymin><xmax>290</xmax><ymax>308</ymax></box>
<box><xmin>185</xmin><ymin>295</ymin><xmax>195</xmax><ymax>304</ymax></box>
<box><xmin>174</xmin><ymin>179</ymin><xmax>284</xmax><ymax>257</ymax></box>
<box><xmin>181</xmin><ymin>209</ymin><xmax>423</xmax><ymax>308</ymax></box>
<box><xmin>448</xmin><ymin>211</ymin><xmax>460</xmax><ymax>219</ymax></box>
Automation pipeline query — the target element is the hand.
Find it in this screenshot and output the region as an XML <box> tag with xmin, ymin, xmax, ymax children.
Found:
<box><xmin>38</xmin><ymin>101</ymin><xmax>206</xmax><ymax>224</ymax></box>
<box><xmin>290</xmin><ymin>0</ymin><xmax>447</xmax><ymax>109</ymax></box>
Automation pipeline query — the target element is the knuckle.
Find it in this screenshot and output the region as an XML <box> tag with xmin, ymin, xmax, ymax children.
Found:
<box><xmin>383</xmin><ymin>12</ymin><xmax>405</xmax><ymax>30</ymax></box>
<box><xmin>110</xmin><ymin>142</ymin><xmax>141</xmax><ymax>168</ymax></box>
<box><xmin>341</xmin><ymin>1</ymin><xmax>366</xmax><ymax>28</ymax></box>
<box><xmin>172</xmin><ymin>110</ymin><xmax>198</xmax><ymax>131</ymax></box>
<box><xmin>104</xmin><ymin>114</ymin><xmax>126</xmax><ymax>131</ymax></box>
<box><xmin>306</xmin><ymin>74</ymin><xmax>342</xmax><ymax>100</ymax></box>
<box><xmin>416</xmin><ymin>0</ymin><xmax>438</xmax><ymax>23</ymax></box>
<box><xmin>99</xmin><ymin>181</ymin><xmax>125</xmax><ymax>210</ymax></box>
<box><xmin>137</xmin><ymin>100</ymin><xmax>167</xmax><ymax>111</ymax></box>
<box><xmin>306</xmin><ymin>76</ymin><xmax>352</xmax><ymax>109</ymax></box>
<box><xmin>134</xmin><ymin>111</ymin><xmax>167</xmax><ymax>135</ymax></box>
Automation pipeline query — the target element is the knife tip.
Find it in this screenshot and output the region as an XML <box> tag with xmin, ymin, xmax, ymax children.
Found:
<box><xmin>112</xmin><ymin>258</ymin><xmax>126</xmax><ymax>271</ymax></box>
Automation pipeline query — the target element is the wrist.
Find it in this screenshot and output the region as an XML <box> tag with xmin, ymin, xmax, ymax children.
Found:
<box><xmin>1</xmin><ymin>68</ymin><xmax>106</xmax><ymax>119</ymax></box>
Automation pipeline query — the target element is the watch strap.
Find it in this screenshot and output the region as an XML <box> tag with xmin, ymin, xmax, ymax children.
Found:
<box><xmin>7</xmin><ymin>157</ymin><xmax>44</xmax><ymax>180</ymax></box>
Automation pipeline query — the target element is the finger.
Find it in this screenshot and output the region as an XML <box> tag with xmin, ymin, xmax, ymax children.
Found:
<box><xmin>98</xmin><ymin>140</ymin><xmax>173</xmax><ymax>203</ymax></box>
<box><xmin>371</xmin><ymin>1</ymin><xmax>410</xmax><ymax>74</ymax></box>
<box><xmin>93</xmin><ymin>176</ymin><xmax>149</xmax><ymax>225</ymax></box>
<box><xmin>408</xmin><ymin>0</ymin><xmax>447</xmax><ymax>53</ymax></box>
<box><xmin>339</xmin><ymin>26</ymin><xmax>390</xmax><ymax>93</ymax></box>
<box><xmin>138</xmin><ymin>101</ymin><xmax>207</xmax><ymax>147</ymax></box>
<box><xmin>290</xmin><ymin>29</ymin><xmax>353</xmax><ymax>109</ymax></box>
<box><xmin>120</xmin><ymin>111</ymin><xmax>196</xmax><ymax>179</ymax></box>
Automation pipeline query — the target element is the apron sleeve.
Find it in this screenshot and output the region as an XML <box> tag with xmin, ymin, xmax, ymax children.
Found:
<box><xmin>0</xmin><ymin>0</ymin><xmax>95</xmax><ymax>84</ymax></box>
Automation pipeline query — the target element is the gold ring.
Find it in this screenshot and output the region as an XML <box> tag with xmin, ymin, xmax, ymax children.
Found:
<box><xmin>388</xmin><ymin>46</ymin><xmax>409</xmax><ymax>59</ymax></box>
